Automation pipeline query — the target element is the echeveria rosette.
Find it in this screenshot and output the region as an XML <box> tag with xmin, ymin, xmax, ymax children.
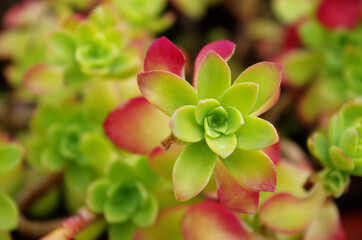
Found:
<box><xmin>308</xmin><ymin>98</ymin><xmax>362</xmax><ymax>197</ymax></box>
<box><xmin>86</xmin><ymin>161</ymin><xmax>158</xmax><ymax>240</ymax></box>
<box><xmin>138</xmin><ymin>37</ymin><xmax>281</xmax><ymax>201</ymax></box>
<box><xmin>46</xmin><ymin>4</ymin><xmax>141</xmax><ymax>83</ymax></box>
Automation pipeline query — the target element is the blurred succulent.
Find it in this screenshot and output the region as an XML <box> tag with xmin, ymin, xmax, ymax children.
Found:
<box><xmin>0</xmin><ymin>136</ymin><xmax>23</xmax><ymax>234</ymax></box>
<box><xmin>308</xmin><ymin>98</ymin><xmax>362</xmax><ymax>197</ymax></box>
<box><xmin>46</xmin><ymin>4</ymin><xmax>141</xmax><ymax>83</ymax></box>
<box><xmin>170</xmin><ymin>0</ymin><xmax>220</xmax><ymax>20</ymax></box>
<box><xmin>136</xmin><ymin>37</ymin><xmax>281</xmax><ymax>201</ymax></box>
<box><xmin>86</xmin><ymin>160</ymin><xmax>159</xmax><ymax>239</ymax></box>
<box><xmin>111</xmin><ymin>0</ymin><xmax>174</xmax><ymax>33</ymax></box>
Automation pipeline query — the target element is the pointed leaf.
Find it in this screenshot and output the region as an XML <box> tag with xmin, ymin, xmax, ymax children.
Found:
<box><xmin>214</xmin><ymin>160</ymin><xmax>259</xmax><ymax>214</ymax></box>
<box><xmin>234</xmin><ymin>62</ymin><xmax>282</xmax><ymax>115</ymax></box>
<box><xmin>195</xmin><ymin>99</ymin><xmax>220</xmax><ymax>125</ymax></box>
<box><xmin>329</xmin><ymin>146</ymin><xmax>354</xmax><ymax>171</ymax></box>
<box><xmin>221</xmin><ymin>149</ymin><xmax>276</xmax><ymax>192</ymax></box>
<box><xmin>170</xmin><ymin>106</ymin><xmax>204</xmax><ymax>142</ymax></box>
<box><xmin>236</xmin><ymin>116</ymin><xmax>279</xmax><ymax>150</ymax></box>
<box><xmin>196</xmin><ymin>51</ymin><xmax>231</xmax><ymax>100</ymax></box>
<box><xmin>86</xmin><ymin>179</ymin><xmax>111</xmax><ymax>213</ymax></box>
<box><xmin>262</xmin><ymin>143</ymin><xmax>280</xmax><ymax>166</ymax></box>
<box><xmin>47</xmin><ymin>30</ymin><xmax>76</xmax><ymax>61</ymax></box>
<box><xmin>193</xmin><ymin>40</ymin><xmax>235</xmax><ymax>86</ymax></box>
<box><xmin>307</xmin><ymin>132</ymin><xmax>331</xmax><ymax>167</ymax></box>
<box><xmin>219</xmin><ymin>83</ymin><xmax>259</xmax><ymax>115</ymax></box>
<box><xmin>132</xmin><ymin>195</ymin><xmax>158</xmax><ymax>227</ymax></box>
<box><xmin>173</xmin><ymin>141</ymin><xmax>217</xmax><ymax>201</ymax></box>
<box><xmin>0</xmin><ymin>192</ymin><xmax>18</xmax><ymax>231</ymax></box>
<box><xmin>205</xmin><ymin>134</ymin><xmax>237</xmax><ymax>158</ymax></box>
<box><xmin>259</xmin><ymin>185</ymin><xmax>326</xmax><ymax>234</ymax></box>
<box><xmin>144</xmin><ymin>37</ymin><xmax>185</xmax><ymax>77</ymax></box>
<box><xmin>104</xmin><ymin>97</ymin><xmax>170</xmax><ymax>154</ymax></box>
<box><xmin>339</xmin><ymin>128</ymin><xmax>358</xmax><ymax>157</ymax></box>
<box><xmin>149</xmin><ymin>144</ymin><xmax>184</xmax><ymax>182</ymax></box>
<box><xmin>224</xmin><ymin>106</ymin><xmax>244</xmax><ymax>135</ymax></box>
<box><xmin>138</xmin><ymin>70</ymin><xmax>198</xmax><ymax>116</ymax></box>
<box><xmin>181</xmin><ymin>200</ymin><xmax>253</xmax><ymax>240</ymax></box>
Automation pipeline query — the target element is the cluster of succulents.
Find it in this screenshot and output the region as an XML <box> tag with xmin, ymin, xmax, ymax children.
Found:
<box><xmin>0</xmin><ymin>0</ymin><xmax>361</xmax><ymax>239</ymax></box>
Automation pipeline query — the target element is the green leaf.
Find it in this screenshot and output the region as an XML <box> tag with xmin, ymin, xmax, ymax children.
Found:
<box><xmin>307</xmin><ymin>132</ymin><xmax>331</xmax><ymax>167</ymax></box>
<box><xmin>173</xmin><ymin>141</ymin><xmax>217</xmax><ymax>201</ymax></box>
<box><xmin>329</xmin><ymin>146</ymin><xmax>354</xmax><ymax>171</ymax></box>
<box><xmin>104</xmin><ymin>182</ymin><xmax>145</xmax><ymax>223</ymax></box>
<box><xmin>205</xmin><ymin>134</ymin><xmax>237</xmax><ymax>158</ymax></box>
<box><xmin>319</xmin><ymin>169</ymin><xmax>349</xmax><ymax>198</ymax></box>
<box><xmin>235</xmin><ymin>116</ymin><xmax>278</xmax><ymax>150</ymax></box>
<box><xmin>339</xmin><ymin>128</ymin><xmax>358</xmax><ymax>157</ymax></box>
<box><xmin>170</xmin><ymin>105</ymin><xmax>204</xmax><ymax>143</ymax></box>
<box><xmin>41</xmin><ymin>149</ymin><xmax>66</xmax><ymax>171</ymax></box>
<box><xmin>138</xmin><ymin>70</ymin><xmax>198</xmax><ymax>116</ymax></box>
<box><xmin>222</xmin><ymin>149</ymin><xmax>276</xmax><ymax>192</ymax></box>
<box><xmin>299</xmin><ymin>20</ymin><xmax>329</xmax><ymax>50</ymax></box>
<box><xmin>108</xmin><ymin>161</ymin><xmax>137</xmax><ymax>183</ymax></box>
<box><xmin>196</xmin><ymin>51</ymin><xmax>231</xmax><ymax>100</ymax></box>
<box><xmin>0</xmin><ymin>231</ymin><xmax>11</xmax><ymax>240</ymax></box>
<box><xmin>328</xmin><ymin>114</ymin><xmax>345</xmax><ymax>145</ymax></box>
<box><xmin>234</xmin><ymin>62</ymin><xmax>281</xmax><ymax>116</ymax></box>
<box><xmin>75</xmin><ymin>219</ymin><xmax>107</xmax><ymax>240</ymax></box>
<box><xmin>194</xmin><ymin>99</ymin><xmax>220</xmax><ymax>125</ymax></box>
<box><xmin>0</xmin><ymin>192</ymin><xmax>18</xmax><ymax>231</ymax></box>
<box><xmin>28</xmin><ymin>187</ymin><xmax>59</xmax><ymax>218</ymax></box>
<box><xmin>89</xmin><ymin>5</ymin><xmax>118</xmax><ymax>29</ymax></box>
<box><xmin>75</xmin><ymin>22</ymin><xmax>98</xmax><ymax>45</ymax></box>
<box><xmin>0</xmin><ymin>144</ymin><xmax>22</xmax><ymax>174</ymax></box>
<box><xmin>224</xmin><ymin>106</ymin><xmax>244</xmax><ymax>135</ymax></box>
<box><xmin>204</xmin><ymin>118</ymin><xmax>221</xmax><ymax>138</ymax></box>
<box><xmin>132</xmin><ymin>195</ymin><xmax>158</xmax><ymax>227</ymax></box>
<box><xmin>80</xmin><ymin>133</ymin><xmax>114</xmax><ymax>174</ymax></box>
<box><xmin>219</xmin><ymin>83</ymin><xmax>258</xmax><ymax>115</ymax></box>
<box><xmin>272</xmin><ymin>0</ymin><xmax>315</xmax><ymax>24</ymax></box>
<box><xmin>47</xmin><ymin>30</ymin><xmax>76</xmax><ymax>62</ymax></box>
<box><xmin>108</xmin><ymin>221</ymin><xmax>136</xmax><ymax>240</ymax></box>
<box><xmin>86</xmin><ymin>179</ymin><xmax>111</xmax><ymax>213</ymax></box>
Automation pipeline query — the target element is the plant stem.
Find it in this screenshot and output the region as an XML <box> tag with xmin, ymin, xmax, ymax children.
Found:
<box><xmin>18</xmin><ymin>214</ymin><xmax>63</xmax><ymax>238</ymax></box>
<box><xmin>40</xmin><ymin>207</ymin><xmax>99</xmax><ymax>240</ymax></box>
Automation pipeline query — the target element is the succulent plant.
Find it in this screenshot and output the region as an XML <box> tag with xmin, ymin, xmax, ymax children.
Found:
<box><xmin>308</xmin><ymin>98</ymin><xmax>362</xmax><ymax>196</ymax></box>
<box><xmin>136</xmin><ymin>37</ymin><xmax>281</xmax><ymax>201</ymax></box>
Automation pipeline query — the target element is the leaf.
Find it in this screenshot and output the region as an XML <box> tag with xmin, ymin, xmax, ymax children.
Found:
<box><xmin>80</xmin><ymin>133</ymin><xmax>114</xmax><ymax>174</ymax></box>
<box><xmin>170</xmin><ymin>106</ymin><xmax>204</xmax><ymax>142</ymax></box>
<box><xmin>194</xmin><ymin>99</ymin><xmax>220</xmax><ymax>125</ymax></box>
<box><xmin>181</xmin><ymin>200</ymin><xmax>253</xmax><ymax>240</ymax></box>
<box><xmin>307</xmin><ymin>132</ymin><xmax>331</xmax><ymax>167</ymax></box>
<box><xmin>104</xmin><ymin>182</ymin><xmax>143</xmax><ymax>223</ymax></box>
<box><xmin>205</xmin><ymin>134</ymin><xmax>237</xmax><ymax>158</ymax></box>
<box><xmin>144</xmin><ymin>36</ymin><xmax>185</xmax><ymax>77</ymax></box>
<box><xmin>75</xmin><ymin>22</ymin><xmax>98</xmax><ymax>45</ymax></box>
<box><xmin>89</xmin><ymin>5</ymin><xmax>118</xmax><ymax>29</ymax></box>
<box><xmin>259</xmin><ymin>185</ymin><xmax>326</xmax><ymax>234</ymax></box>
<box><xmin>219</xmin><ymin>83</ymin><xmax>259</xmax><ymax>115</ymax></box>
<box><xmin>214</xmin><ymin>160</ymin><xmax>259</xmax><ymax>214</ymax></box>
<box><xmin>134</xmin><ymin>205</ymin><xmax>189</xmax><ymax>240</ymax></box>
<box><xmin>23</xmin><ymin>64</ymin><xmax>63</xmax><ymax>95</ymax></box>
<box><xmin>224</xmin><ymin>106</ymin><xmax>244</xmax><ymax>135</ymax></box>
<box><xmin>149</xmin><ymin>145</ymin><xmax>184</xmax><ymax>182</ymax></box>
<box><xmin>86</xmin><ymin>179</ymin><xmax>111</xmax><ymax>214</ymax></box>
<box><xmin>329</xmin><ymin>146</ymin><xmax>354</xmax><ymax>171</ymax></box>
<box><xmin>132</xmin><ymin>195</ymin><xmax>158</xmax><ymax>227</ymax></box>
<box><xmin>272</xmin><ymin>0</ymin><xmax>315</xmax><ymax>24</ymax></box>
<box><xmin>0</xmin><ymin>143</ymin><xmax>22</xmax><ymax>174</ymax></box>
<box><xmin>0</xmin><ymin>192</ymin><xmax>18</xmax><ymax>231</ymax></box>
<box><xmin>304</xmin><ymin>200</ymin><xmax>346</xmax><ymax>240</ymax></box>
<box><xmin>221</xmin><ymin>149</ymin><xmax>276</xmax><ymax>192</ymax></box>
<box><xmin>109</xmin><ymin>221</ymin><xmax>136</xmax><ymax>240</ymax></box>
<box><xmin>339</xmin><ymin>128</ymin><xmax>358</xmax><ymax>157</ymax></box>
<box><xmin>234</xmin><ymin>62</ymin><xmax>282</xmax><ymax>115</ymax></box>
<box><xmin>235</xmin><ymin>116</ymin><xmax>279</xmax><ymax>150</ymax></box>
<box><xmin>173</xmin><ymin>141</ymin><xmax>217</xmax><ymax>201</ymax></box>
<box><xmin>104</xmin><ymin>97</ymin><xmax>170</xmax><ymax>155</ymax></box>
<box><xmin>193</xmin><ymin>40</ymin><xmax>235</xmax><ymax>86</ymax></box>
<box><xmin>47</xmin><ymin>30</ymin><xmax>76</xmax><ymax>62</ymax></box>
<box><xmin>41</xmin><ymin>149</ymin><xmax>66</xmax><ymax>171</ymax></box>
<box><xmin>317</xmin><ymin>0</ymin><xmax>361</xmax><ymax>29</ymax></box>
<box><xmin>108</xmin><ymin>161</ymin><xmax>137</xmax><ymax>183</ymax></box>
<box><xmin>138</xmin><ymin>71</ymin><xmax>198</xmax><ymax>116</ymax></box>
<box><xmin>196</xmin><ymin>51</ymin><xmax>231</xmax><ymax>100</ymax></box>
